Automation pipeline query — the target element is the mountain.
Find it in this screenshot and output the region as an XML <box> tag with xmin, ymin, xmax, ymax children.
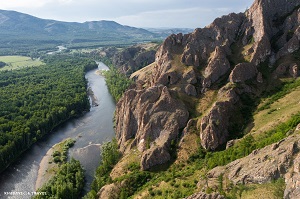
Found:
<box><xmin>0</xmin><ymin>10</ymin><xmax>162</xmax><ymax>53</ymax></box>
<box><xmin>96</xmin><ymin>0</ymin><xmax>300</xmax><ymax>198</ymax></box>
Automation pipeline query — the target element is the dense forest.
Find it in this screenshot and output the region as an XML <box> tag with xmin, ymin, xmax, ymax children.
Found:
<box><xmin>0</xmin><ymin>55</ymin><xmax>98</xmax><ymax>172</ymax></box>
<box><xmin>100</xmin><ymin>59</ymin><xmax>133</xmax><ymax>102</ymax></box>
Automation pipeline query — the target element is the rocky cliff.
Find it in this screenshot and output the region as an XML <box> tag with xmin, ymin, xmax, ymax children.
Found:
<box><xmin>110</xmin><ymin>0</ymin><xmax>300</xmax><ymax>198</ymax></box>
<box><xmin>127</xmin><ymin>0</ymin><xmax>300</xmax><ymax>150</ymax></box>
<box><xmin>112</xmin><ymin>44</ymin><xmax>158</xmax><ymax>76</ymax></box>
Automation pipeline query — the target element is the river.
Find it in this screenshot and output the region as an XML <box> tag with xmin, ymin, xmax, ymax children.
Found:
<box><xmin>0</xmin><ymin>62</ymin><xmax>116</xmax><ymax>198</ymax></box>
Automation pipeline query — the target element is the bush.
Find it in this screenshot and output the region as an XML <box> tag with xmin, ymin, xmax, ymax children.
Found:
<box><xmin>53</xmin><ymin>156</ymin><xmax>61</xmax><ymax>163</ymax></box>
<box><xmin>52</xmin><ymin>151</ymin><xmax>61</xmax><ymax>157</ymax></box>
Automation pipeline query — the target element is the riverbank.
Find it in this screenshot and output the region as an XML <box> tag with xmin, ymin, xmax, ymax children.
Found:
<box><xmin>35</xmin><ymin>145</ymin><xmax>55</xmax><ymax>190</ymax></box>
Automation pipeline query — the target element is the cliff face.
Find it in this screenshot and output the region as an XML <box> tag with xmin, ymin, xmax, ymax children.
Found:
<box><xmin>115</xmin><ymin>86</ymin><xmax>189</xmax><ymax>170</ymax></box>
<box><xmin>114</xmin><ymin>0</ymin><xmax>300</xmax><ymax>171</ymax></box>
<box><xmin>112</xmin><ymin>45</ymin><xmax>157</xmax><ymax>76</ymax></box>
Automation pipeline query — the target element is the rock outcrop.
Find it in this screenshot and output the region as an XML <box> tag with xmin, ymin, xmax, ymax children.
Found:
<box><xmin>202</xmin><ymin>47</ymin><xmax>230</xmax><ymax>89</ymax></box>
<box><xmin>205</xmin><ymin>134</ymin><xmax>300</xmax><ymax>198</ymax></box>
<box><xmin>98</xmin><ymin>183</ymin><xmax>121</xmax><ymax>199</ymax></box>
<box><xmin>115</xmin><ymin>86</ymin><xmax>189</xmax><ymax>170</ymax></box>
<box><xmin>229</xmin><ymin>63</ymin><xmax>258</xmax><ymax>83</ymax></box>
<box><xmin>112</xmin><ymin>45</ymin><xmax>157</xmax><ymax>75</ymax></box>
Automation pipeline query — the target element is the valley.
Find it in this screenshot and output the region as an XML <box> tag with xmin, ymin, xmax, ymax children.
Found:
<box><xmin>0</xmin><ymin>0</ymin><xmax>300</xmax><ymax>198</ymax></box>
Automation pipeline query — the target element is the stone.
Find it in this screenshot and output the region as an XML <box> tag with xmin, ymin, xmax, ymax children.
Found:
<box><xmin>205</xmin><ymin>135</ymin><xmax>300</xmax><ymax>197</ymax></box>
<box><xmin>183</xmin><ymin>68</ymin><xmax>197</xmax><ymax>84</ymax></box>
<box><xmin>226</xmin><ymin>139</ymin><xmax>239</xmax><ymax>149</ymax></box>
<box><xmin>184</xmin><ymin>192</ymin><xmax>225</xmax><ymax>199</ymax></box>
<box><xmin>284</xmin><ymin>153</ymin><xmax>300</xmax><ymax>199</ymax></box>
<box><xmin>98</xmin><ymin>183</ymin><xmax>121</xmax><ymax>199</ymax></box>
<box><xmin>200</xmin><ymin>101</ymin><xmax>233</xmax><ymax>150</ymax></box>
<box><xmin>295</xmin><ymin>123</ymin><xmax>300</xmax><ymax>133</ymax></box>
<box><xmin>202</xmin><ymin>46</ymin><xmax>230</xmax><ymax>89</ymax></box>
<box><xmin>185</xmin><ymin>84</ymin><xmax>197</xmax><ymax>96</ymax></box>
<box><xmin>256</xmin><ymin>72</ymin><xmax>263</xmax><ymax>83</ymax></box>
<box><xmin>229</xmin><ymin>63</ymin><xmax>258</xmax><ymax>83</ymax></box>
<box><xmin>289</xmin><ymin>63</ymin><xmax>299</xmax><ymax>78</ymax></box>
<box><xmin>140</xmin><ymin>145</ymin><xmax>171</xmax><ymax>170</ymax></box>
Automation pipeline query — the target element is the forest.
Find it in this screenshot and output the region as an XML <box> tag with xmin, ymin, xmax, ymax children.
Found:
<box><xmin>0</xmin><ymin>55</ymin><xmax>98</xmax><ymax>172</ymax></box>
<box><xmin>34</xmin><ymin>158</ymin><xmax>85</xmax><ymax>199</ymax></box>
<box><xmin>102</xmin><ymin>67</ymin><xmax>133</xmax><ymax>102</ymax></box>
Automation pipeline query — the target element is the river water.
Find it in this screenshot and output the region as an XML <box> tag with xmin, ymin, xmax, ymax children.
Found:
<box><xmin>0</xmin><ymin>62</ymin><xmax>116</xmax><ymax>198</ymax></box>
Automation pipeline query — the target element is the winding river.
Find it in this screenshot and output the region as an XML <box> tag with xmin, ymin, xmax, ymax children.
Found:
<box><xmin>0</xmin><ymin>62</ymin><xmax>116</xmax><ymax>198</ymax></box>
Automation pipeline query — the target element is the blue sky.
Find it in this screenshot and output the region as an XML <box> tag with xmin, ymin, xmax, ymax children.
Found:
<box><xmin>0</xmin><ymin>0</ymin><xmax>254</xmax><ymax>28</ymax></box>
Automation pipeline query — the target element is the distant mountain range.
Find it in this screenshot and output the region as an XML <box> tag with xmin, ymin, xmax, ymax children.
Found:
<box><xmin>0</xmin><ymin>10</ymin><xmax>193</xmax><ymax>54</ymax></box>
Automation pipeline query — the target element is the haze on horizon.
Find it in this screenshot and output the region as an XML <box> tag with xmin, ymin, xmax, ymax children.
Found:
<box><xmin>0</xmin><ymin>0</ymin><xmax>253</xmax><ymax>29</ymax></box>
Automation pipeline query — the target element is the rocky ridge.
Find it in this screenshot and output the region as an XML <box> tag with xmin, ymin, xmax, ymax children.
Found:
<box><xmin>114</xmin><ymin>0</ymin><xmax>300</xmax><ymax>172</ymax></box>
<box><xmin>100</xmin><ymin>0</ymin><xmax>300</xmax><ymax>198</ymax></box>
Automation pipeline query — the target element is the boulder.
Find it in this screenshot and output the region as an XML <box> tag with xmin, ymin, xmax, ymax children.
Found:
<box><xmin>229</xmin><ymin>63</ymin><xmax>258</xmax><ymax>83</ymax></box>
<box><xmin>98</xmin><ymin>183</ymin><xmax>121</xmax><ymax>199</ymax></box>
<box><xmin>289</xmin><ymin>63</ymin><xmax>299</xmax><ymax>78</ymax></box>
<box><xmin>141</xmin><ymin>145</ymin><xmax>171</xmax><ymax>170</ymax></box>
<box><xmin>185</xmin><ymin>84</ymin><xmax>197</xmax><ymax>96</ymax></box>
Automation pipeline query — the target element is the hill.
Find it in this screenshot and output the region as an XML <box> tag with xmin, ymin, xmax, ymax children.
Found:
<box><xmin>0</xmin><ymin>10</ymin><xmax>161</xmax><ymax>54</ymax></box>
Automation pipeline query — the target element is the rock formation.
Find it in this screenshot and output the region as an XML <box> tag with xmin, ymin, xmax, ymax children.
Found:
<box><xmin>205</xmin><ymin>134</ymin><xmax>300</xmax><ymax>198</ymax></box>
<box><xmin>112</xmin><ymin>45</ymin><xmax>157</xmax><ymax>75</ymax></box>
<box><xmin>115</xmin><ymin>86</ymin><xmax>189</xmax><ymax>170</ymax></box>
<box><xmin>114</xmin><ymin>0</ymin><xmax>300</xmax><ymax>168</ymax></box>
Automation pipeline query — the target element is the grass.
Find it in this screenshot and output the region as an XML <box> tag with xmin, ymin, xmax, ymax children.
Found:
<box><xmin>0</xmin><ymin>56</ymin><xmax>44</xmax><ymax>71</ymax></box>
<box><xmin>227</xmin><ymin>178</ymin><xmax>285</xmax><ymax>199</ymax></box>
<box><xmin>249</xmin><ymin>78</ymin><xmax>300</xmax><ymax>135</ymax></box>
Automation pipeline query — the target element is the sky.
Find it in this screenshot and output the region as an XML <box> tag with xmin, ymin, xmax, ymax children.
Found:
<box><xmin>0</xmin><ymin>0</ymin><xmax>254</xmax><ymax>29</ymax></box>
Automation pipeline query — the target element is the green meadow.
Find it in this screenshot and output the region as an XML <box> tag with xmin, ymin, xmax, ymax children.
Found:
<box><xmin>0</xmin><ymin>56</ymin><xmax>44</xmax><ymax>71</ymax></box>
